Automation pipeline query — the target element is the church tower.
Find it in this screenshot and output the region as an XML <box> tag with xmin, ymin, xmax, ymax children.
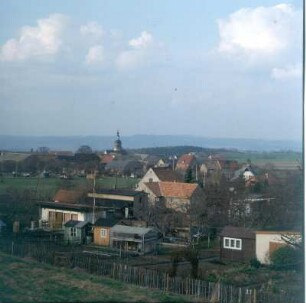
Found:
<box><xmin>113</xmin><ymin>130</ymin><xmax>122</xmax><ymax>152</ymax></box>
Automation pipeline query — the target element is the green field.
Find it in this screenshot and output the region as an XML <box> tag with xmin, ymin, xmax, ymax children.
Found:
<box><xmin>219</xmin><ymin>150</ymin><xmax>302</xmax><ymax>168</ymax></box>
<box><xmin>0</xmin><ymin>176</ymin><xmax>139</xmax><ymax>198</ymax></box>
<box><xmin>0</xmin><ymin>252</ymin><xmax>191</xmax><ymax>303</ymax></box>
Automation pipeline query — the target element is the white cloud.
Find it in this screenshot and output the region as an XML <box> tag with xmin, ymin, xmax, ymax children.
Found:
<box><xmin>0</xmin><ymin>14</ymin><xmax>68</xmax><ymax>61</ymax></box>
<box><xmin>217</xmin><ymin>4</ymin><xmax>301</xmax><ymax>56</ymax></box>
<box><xmin>271</xmin><ymin>64</ymin><xmax>302</xmax><ymax>80</ymax></box>
<box><xmin>116</xmin><ymin>31</ymin><xmax>159</xmax><ymax>70</ymax></box>
<box><xmin>85</xmin><ymin>45</ymin><xmax>104</xmax><ymax>65</ymax></box>
<box><xmin>80</xmin><ymin>21</ymin><xmax>104</xmax><ymax>41</ymax></box>
<box><xmin>129</xmin><ymin>31</ymin><xmax>154</xmax><ymax>49</ymax></box>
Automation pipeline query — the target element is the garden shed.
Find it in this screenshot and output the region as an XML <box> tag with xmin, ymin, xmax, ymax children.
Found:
<box><xmin>64</xmin><ymin>220</ymin><xmax>92</xmax><ymax>245</ymax></box>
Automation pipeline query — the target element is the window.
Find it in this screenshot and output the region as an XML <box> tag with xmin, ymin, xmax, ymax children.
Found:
<box><xmin>101</xmin><ymin>228</ymin><xmax>107</xmax><ymax>238</ymax></box>
<box><xmin>64</xmin><ymin>213</ymin><xmax>71</xmax><ymax>222</ymax></box>
<box><xmin>223</xmin><ymin>237</ymin><xmax>242</xmax><ymax>250</ymax></box>
<box><xmin>70</xmin><ymin>227</ymin><xmax>76</xmax><ymax>237</ymax></box>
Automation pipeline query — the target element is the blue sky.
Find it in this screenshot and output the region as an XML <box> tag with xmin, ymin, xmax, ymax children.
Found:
<box><xmin>0</xmin><ymin>0</ymin><xmax>303</xmax><ymax>141</ymax></box>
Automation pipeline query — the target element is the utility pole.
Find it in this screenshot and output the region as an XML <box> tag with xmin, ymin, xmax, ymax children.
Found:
<box><xmin>92</xmin><ymin>173</ymin><xmax>96</xmax><ymax>224</ymax></box>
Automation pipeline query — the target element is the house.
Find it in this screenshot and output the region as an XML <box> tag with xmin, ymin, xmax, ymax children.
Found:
<box><xmin>104</xmin><ymin>160</ymin><xmax>143</xmax><ymax>177</ymax></box>
<box><xmin>219</xmin><ymin>160</ymin><xmax>239</xmax><ymax>180</ymax></box>
<box><xmin>88</xmin><ymin>188</ymin><xmax>148</xmax><ymax>219</ymax></box>
<box><xmin>99</xmin><ymin>154</ymin><xmax>115</xmax><ymax>165</ymax></box>
<box><xmin>38</xmin><ymin>188</ymin><xmax>148</xmax><ymax>230</ymax></box>
<box><xmin>39</xmin><ymin>200</ymin><xmax>94</xmax><ymax>229</ymax></box>
<box><xmin>220</xmin><ymin>226</ymin><xmax>256</xmax><ymax>262</ymax></box>
<box><xmin>139</xmin><ymin>181</ymin><xmax>204</xmax><ymax>213</ymax></box>
<box><xmin>110</xmin><ymin>224</ymin><xmax>159</xmax><ymax>255</ymax></box>
<box><xmin>175</xmin><ymin>154</ymin><xmax>196</xmax><ymax>173</ymax></box>
<box><xmin>136</xmin><ymin>167</ymin><xmax>183</xmax><ymax>190</ymax></box>
<box><xmin>38</xmin><ymin>190</ymin><xmax>91</xmax><ymax>229</ymax></box>
<box><xmin>255</xmin><ymin>230</ymin><xmax>302</xmax><ymax>265</ymax></box>
<box><xmin>202</xmin><ymin>157</ymin><xmax>223</xmax><ymax>185</ymax></box>
<box><xmin>93</xmin><ymin>217</ymin><xmax>118</xmax><ymax>246</ymax></box>
<box><xmin>63</xmin><ymin>220</ymin><xmax>92</xmax><ymax>245</ymax></box>
<box><xmin>231</xmin><ymin>164</ymin><xmax>255</xmax><ymax>181</ymax></box>
<box><xmin>99</xmin><ymin>154</ymin><xmax>115</xmax><ymax>171</ymax></box>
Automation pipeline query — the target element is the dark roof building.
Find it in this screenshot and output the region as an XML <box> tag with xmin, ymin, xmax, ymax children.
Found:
<box><xmin>220</xmin><ymin>226</ymin><xmax>256</xmax><ymax>262</ymax></box>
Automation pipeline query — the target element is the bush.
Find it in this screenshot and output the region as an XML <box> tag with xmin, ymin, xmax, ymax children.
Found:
<box><xmin>249</xmin><ymin>258</ymin><xmax>261</xmax><ymax>269</ymax></box>
<box><xmin>270</xmin><ymin>246</ymin><xmax>301</xmax><ymax>270</ymax></box>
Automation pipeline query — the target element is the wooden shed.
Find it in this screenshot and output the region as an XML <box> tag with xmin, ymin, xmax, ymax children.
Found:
<box><xmin>220</xmin><ymin>226</ymin><xmax>256</xmax><ymax>262</ymax></box>
<box><xmin>93</xmin><ymin>217</ymin><xmax>118</xmax><ymax>247</ymax></box>
<box><xmin>64</xmin><ymin>220</ymin><xmax>92</xmax><ymax>245</ymax></box>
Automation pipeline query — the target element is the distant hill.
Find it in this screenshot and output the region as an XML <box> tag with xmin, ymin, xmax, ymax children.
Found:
<box><xmin>0</xmin><ymin>134</ymin><xmax>301</xmax><ymax>152</ymax></box>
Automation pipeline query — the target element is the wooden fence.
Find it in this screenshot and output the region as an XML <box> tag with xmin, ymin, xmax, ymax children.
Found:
<box><xmin>0</xmin><ymin>238</ymin><xmax>302</xmax><ymax>303</ymax></box>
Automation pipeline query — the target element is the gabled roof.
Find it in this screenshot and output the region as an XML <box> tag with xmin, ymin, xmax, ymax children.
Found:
<box><xmin>152</xmin><ymin>167</ymin><xmax>183</xmax><ymax>182</ymax></box>
<box><xmin>144</xmin><ymin>181</ymin><xmax>198</xmax><ymax>199</ymax></box>
<box><xmin>54</xmin><ymin>189</ymin><xmax>84</xmax><ymax>204</ymax></box>
<box><xmin>64</xmin><ymin>220</ymin><xmax>91</xmax><ymax>228</ymax></box>
<box><xmin>176</xmin><ymin>154</ymin><xmax>195</xmax><ymax>170</ymax></box>
<box><xmin>205</xmin><ymin>159</ymin><xmax>222</xmax><ymax>170</ymax></box>
<box><xmin>111</xmin><ymin>224</ymin><xmax>154</xmax><ymax>236</ymax></box>
<box><xmin>105</xmin><ymin>160</ymin><xmax>142</xmax><ymax>171</ymax></box>
<box><xmin>94</xmin><ymin>217</ymin><xmax>118</xmax><ymax>227</ymax></box>
<box><xmin>99</xmin><ymin>154</ymin><xmax>115</xmax><ymax>164</ymax></box>
<box><xmin>220</xmin><ymin>226</ymin><xmax>255</xmax><ymax>239</ymax></box>
<box><xmin>0</xmin><ymin>152</ymin><xmax>31</xmax><ymax>162</ymax></box>
<box><xmin>144</xmin><ymin>182</ymin><xmax>162</xmax><ymax>196</ymax></box>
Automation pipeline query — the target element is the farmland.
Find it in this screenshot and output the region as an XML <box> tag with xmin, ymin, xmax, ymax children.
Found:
<box><xmin>0</xmin><ymin>252</ymin><xmax>192</xmax><ymax>303</ymax></box>
<box><xmin>0</xmin><ymin>175</ymin><xmax>139</xmax><ymax>197</ymax></box>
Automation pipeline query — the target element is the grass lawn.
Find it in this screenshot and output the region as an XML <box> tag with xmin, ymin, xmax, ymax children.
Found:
<box><xmin>0</xmin><ymin>176</ymin><xmax>139</xmax><ymax>197</ymax></box>
<box><xmin>0</xmin><ymin>252</ymin><xmax>193</xmax><ymax>303</ymax></box>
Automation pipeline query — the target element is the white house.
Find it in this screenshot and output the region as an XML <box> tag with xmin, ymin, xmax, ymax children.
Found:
<box><xmin>136</xmin><ymin>167</ymin><xmax>182</xmax><ymax>190</ymax></box>
<box><xmin>255</xmin><ymin>230</ymin><xmax>301</xmax><ymax>264</ymax></box>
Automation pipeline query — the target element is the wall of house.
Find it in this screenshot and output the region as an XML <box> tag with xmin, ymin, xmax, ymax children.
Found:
<box><xmin>255</xmin><ymin>233</ymin><xmax>295</xmax><ymax>264</ymax></box>
<box><xmin>40</xmin><ymin>207</ymin><xmax>85</xmax><ymax>229</ymax></box>
<box><xmin>93</xmin><ymin>226</ymin><xmax>110</xmax><ymax>246</ymax></box>
<box><xmin>142</xmin><ymin>168</ymin><xmax>160</xmax><ymax>182</ymax></box>
<box><xmin>220</xmin><ymin>237</ymin><xmax>255</xmax><ymax>262</ymax></box>
<box><xmin>136</xmin><ymin>183</ymin><xmax>158</xmax><ymax>206</ymax></box>
<box><xmin>165</xmin><ymin>197</ymin><xmax>189</xmax><ymax>213</ymax></box>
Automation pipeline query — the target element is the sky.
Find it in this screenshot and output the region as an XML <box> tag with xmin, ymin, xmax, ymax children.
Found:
<box><xmin>0</xmin><ymin>0</ymin><xmax>303</xmax><ymax>141</ymax></box>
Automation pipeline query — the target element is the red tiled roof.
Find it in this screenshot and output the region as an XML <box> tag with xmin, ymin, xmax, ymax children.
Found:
<box><xmin>176</xmin><ymin>154</ymin><xmax>195</xmax><ymax>171</ymax></box>
<box><xmin>53</xmin><ymin>189</ymin><xmax>84</xmax><ymax>204</ymax></box>
<box><xmin>100</xmin><ymin>154</ymin><xmax>115</xmax><ymax>164</ymax></box>
<box><xmin>144</xmin><ymin>181</ymin><xmax>198</xmax><ymax>199</ymax></box>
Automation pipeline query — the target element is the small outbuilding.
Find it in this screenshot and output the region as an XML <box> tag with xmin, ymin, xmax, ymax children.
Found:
<box><xmin>110</xmin><ymin>225</ymin><xmax>159</xmax><ymax>255</ymax></box>
<box><xmin>64</xmin><ymin>220</ymin><xmax>92</xmax><ymax>245</ymax></box>
<box><xmin>93</xmin><ymin>217</ymin><xmax>118</xmax><ymax>247</ymax></box>
<box><xmin>220</xmin><ymin>226</ymin><xmax>256</xmax><ymax>262</ymax></box>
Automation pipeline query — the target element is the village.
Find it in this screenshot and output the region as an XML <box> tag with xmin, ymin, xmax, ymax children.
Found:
<box><xmin>0</xmin><ymin>132</ymin><xmax>303</xmax><ymax>302</ymax></box>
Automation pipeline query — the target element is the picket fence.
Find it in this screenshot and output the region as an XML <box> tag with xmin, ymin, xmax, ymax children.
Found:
<box><xmin>0</xmin><ymin>238</ymin><xmax>302</xmax><ymax>303</ymax></box>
